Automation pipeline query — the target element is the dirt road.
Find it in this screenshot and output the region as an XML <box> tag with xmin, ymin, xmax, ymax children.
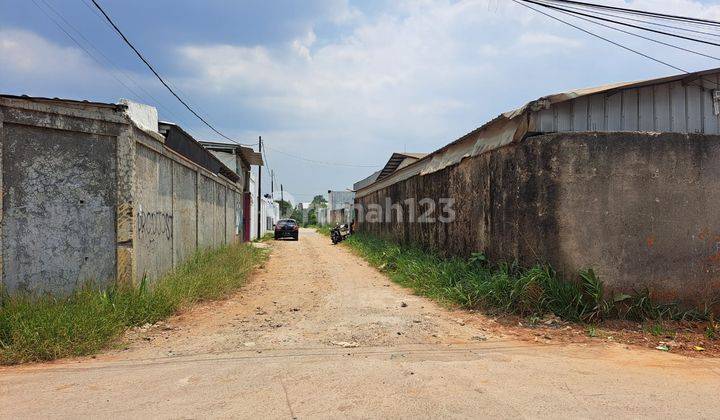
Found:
<box><xmin>2</xmin><ymin>228</ymin><xmax>719</xmax><ymax>418</ymax></box>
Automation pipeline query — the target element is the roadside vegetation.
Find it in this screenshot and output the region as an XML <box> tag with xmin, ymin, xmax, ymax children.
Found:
<box><xmin>344</xmin><ymin>234</ymin><xmax>717</xmax><ymax>327</ymax></box>
<box><xmin>0</xmin><ymin>243</ymin><xmax>267</xmax><ymax>365</ymax></box>
<box><xmin>315</xmin><ymin>226</ymin><xmax>331</xmax><ymax>236</ymax></box>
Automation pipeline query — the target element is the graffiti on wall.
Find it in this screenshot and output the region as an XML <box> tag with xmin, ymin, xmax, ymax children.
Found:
<box><xmin>137</xmin><ymin>210</ymin><xmax>173</xmax><ymax>243</ymax></box>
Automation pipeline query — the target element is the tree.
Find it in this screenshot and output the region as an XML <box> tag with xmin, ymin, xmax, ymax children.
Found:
<box><xmin>290</xmin><ymin>206</ymin><xmax>304</xmax><ymax>223</ymax></box>
<box><xmin>276</xmin><ymin>200</ymin><xmax>293</xmax><ymax>218</ymax></box>
<box><xmin>310</xmin><ymin>194</ymin><xmax>327</xmax><ymax>208</ymax></box>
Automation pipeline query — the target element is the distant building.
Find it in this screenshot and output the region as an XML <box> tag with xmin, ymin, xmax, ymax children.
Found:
<box><xmin>353</xmin><ymin>170</ymin><xmax>381</xmax><ymax>191</ymax></box>
<box><xmin>248</xmin><ymin>173</ymin><xmax>279</xmax><ymax>240</ymax></box>
<box><xmin>198</xmin><ymin>140</ymin><xmax>263</xmax><ymax>242</ymax></box>
<box><xmin>198</xmin><ymin>140</ymin><xmax>263</xmax><ymax>195</ymax></box>
<box><xmin>375</xmin><ymin>152</ymin><xmax>427</xmax><ymax>182</ymax></box>
<box><xmin>327</xmin><ymin>190</ymin><xmax>355</xmax><ymax>225</ymax></box>
<box><xmin>353</xmin><ymin>152</ymin><xmax>427</xmax><ymax>192</ymax></box>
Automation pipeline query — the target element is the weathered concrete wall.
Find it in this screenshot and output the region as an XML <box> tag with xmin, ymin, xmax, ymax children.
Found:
<box><xmin>0</xmin><ymin>97</ymin><xmax>243</xmax><ymax>294</ymax></box>
<box><xmin>225</xmin><ymin>188</ymin><xmax>235</xmax><ymax>244</ymax></box>
<box><xmin>134</xmin><ymin>138</ymin><xmax>174</xmax><ymax>282</ymax></box>
<box><xmin>214</xmin><ymin>184</ymin><xmax>225</xmax><ymax>246</ymax></box>
<box><xmin>172</xmin><ymin>161</ymin><xmax>197</xmax><ymax>268</ymax></box>
<box><xmin>133</xmin><ymin>130</ymin><xmax>242</xmax><ymax>283</ymax></box>
<box><xmin>197</xmin><ymin>174</ymin><xmax>216</xmax><ymax>250</ymax></box>
<box><xmin>356</xmin><ymin>132</ymin><xmax>720</xmax><ymax>306</ymax></box>
<box><xmin>0</xmin><ymin>102</ymin><xmax>122</xmax><ymax>295</ymax></box>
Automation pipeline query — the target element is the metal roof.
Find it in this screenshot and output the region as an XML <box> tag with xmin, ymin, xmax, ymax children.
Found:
<box><xmin>376</xmin><ymin>152</ymin><xmax>428</xmax><ymax>181</ymax></box>
<box><xmin>353</xmin><ymin>170</ymin><xmax>381</xmax><ymax>191</ymax></box>
<box><xmin>356</xmin><ymin>66</ymin><xmax>720</xmax><ymax>198</ymax></box>
<box><xmin>159</xmin><ymin>122</ymin><xmax>240</xmax><ymax>183</ymax></box>
<box><xmin>199</xmin><ymin>140</ymin><xmax>264</xmax><ymax>166</ymax></box>
<box><xmin>506</xmin><ymin>66</ymin><xmax>720</xmax><ymax>120</ymax></box>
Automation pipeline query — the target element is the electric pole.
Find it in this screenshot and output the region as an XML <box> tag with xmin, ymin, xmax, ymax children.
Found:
<box><xmin>281</xmin><ymin>184</ymin><xmax>284</xmax><ymax>217</ymax></box>
<box><xmin>257</xmin><ymin>136</ymin><xmax>262</xmax><ymax>239</ymax></box>
<box><xmin>271</xmin><ymin>169</ymin><xmax>274</xmax><ymax>199</ymax></box>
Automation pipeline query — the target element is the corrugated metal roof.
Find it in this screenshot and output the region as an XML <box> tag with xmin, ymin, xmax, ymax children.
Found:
<box><xmin>356</xmin><ymin>66</ymin><xmax>720</xmax><ymax>198</ymax></box>
<box><xmin>506</xmin><ymin>66</ymin><xmax>720</xmax><ymax>119</ymax></box>
<box><xmin>376</xmin><ymin>152</ymin><xmax>428</xmax><ymax>181</ymax></box>
<box><xmin>199</xmin><ymin>140</ymin><xmax>264</xmax><ymax>166</ymax></box>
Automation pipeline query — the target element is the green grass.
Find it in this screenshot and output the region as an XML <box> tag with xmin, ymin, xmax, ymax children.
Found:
<box><xmin>255</xmin><ymin>232</ymin><xmax>274</xmax><ymax>242</ymax></box>
<box><xmin>344</xmin><ymin>234</ymin><xmax>710</xmax><ymax>323</ymax></box>
<box><xmin>315</xmin><ymin>226</ymin><xmax>331</xmax><ymax>236</ymax></box>
<box><xmin>0</xmin><ymin>242</ymin><xmax>267</xmax><ymax>365</ymax></box>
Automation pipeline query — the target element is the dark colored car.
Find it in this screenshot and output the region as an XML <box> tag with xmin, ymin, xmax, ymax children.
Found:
<box><xmin>274</xmin><ymin>219</ymin><xmax>299</xmax><ymax>240</ymax></box>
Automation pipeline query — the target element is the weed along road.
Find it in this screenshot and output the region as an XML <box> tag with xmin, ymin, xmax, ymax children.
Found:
<box><xmin>1</xmin><ymin>228</ymin><xmax>719</xmax><ymax>418</ymax></box>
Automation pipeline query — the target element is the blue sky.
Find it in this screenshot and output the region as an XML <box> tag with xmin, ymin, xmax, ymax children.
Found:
<box><xmin>2</xmin><ymin>0</ymin><xmax>720</xmax><ymax>200</ymax></box>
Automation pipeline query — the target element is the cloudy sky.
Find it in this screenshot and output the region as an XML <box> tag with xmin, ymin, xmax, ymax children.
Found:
<box><xmin>2</xmin><ymin>0</ymin><xmax>720</xmax><ymax>201</ymax></box>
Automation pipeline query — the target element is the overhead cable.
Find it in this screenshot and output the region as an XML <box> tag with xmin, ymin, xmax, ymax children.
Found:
<box><xmin>532</xmin><ymin>0</ymin><xmax>720</xmax><ymax>62</ymax></box>
<box><xmin>513</xmin><ymin>0</ymin><xmax>688</xmax><ymax>74</ymax></box>
<box><xmin>523</xmin><ymin>0</ymin><xmax>720</xmax><ymax>47</ymax></box>
<box><xmin>89</xmin><ymin>0</ymin><xmax>254</xmax><ymax>147</ymax></box>
<box><xmin>546</xmin><ymin>0</ymin><xmax>720</xmax><ymax>28</ymax></box>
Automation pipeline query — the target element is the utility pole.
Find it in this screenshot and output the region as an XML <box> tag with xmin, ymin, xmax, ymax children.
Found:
<box><xmin>270</xmin><ymin>169</ymin><xmax>274</xmax><ymax>199</ymax></box>
<box><xmin>257</xmin><ymin>136</ymin><xmax>262</xmax><ymax>239</ymax></box>
<box><xmin>281</xmin><ymin>184</ymin><xmax>284</xmax><ymax>217</ymax></box>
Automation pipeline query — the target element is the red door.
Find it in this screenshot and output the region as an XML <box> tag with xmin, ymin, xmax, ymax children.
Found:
<box><xmin>243</xmin><ymin>192</ymin><xmax>252</xmax><ymax>242</ymax></box>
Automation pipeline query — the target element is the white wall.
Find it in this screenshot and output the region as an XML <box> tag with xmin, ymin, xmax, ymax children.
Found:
<box><xmin>248</xmin><ymin>172</ymin><xmax>280</xmax><ymax>240</ymax></box>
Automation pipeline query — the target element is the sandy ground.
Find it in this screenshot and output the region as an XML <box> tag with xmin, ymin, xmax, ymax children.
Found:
<box><xmin>2</xmin><ymin>228</ymin><xmax>720</xmax><ymax>419</ymax></box>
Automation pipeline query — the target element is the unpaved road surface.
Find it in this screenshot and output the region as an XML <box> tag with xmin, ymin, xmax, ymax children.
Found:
<box><xmin>2</xmin><ymin>229</ymin><xmax>720</xmax><ymax>419</ymax></box>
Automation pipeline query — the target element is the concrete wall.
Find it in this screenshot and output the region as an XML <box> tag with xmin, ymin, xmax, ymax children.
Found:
<box><xmin>1</xmin><ymin>120</ymin><xmax>119</xmax><ymax>294</ymax></box>
<box><xmin>134</xmin><ymin>137</ymin><xmax>174</xmax><ymax>282</ymax></box>
<box><xmin>356</xmin><ymin>132</ymin><xmax>720</xmax><ymax>306</ymax></box>
<box><xmin>133</xmin><ymin>129</ymin><xmax>242</xmax><ymax>283</ymax></box>
<box><xmin>172</xmin><ymin>161</ymin><xmax>197</xmax><ymax>268</ymax></box>
<box><xmin>0</xmin><ymin>99</ymin><xmax>127</xmax><ymax>295</ymax></box>
<box><xmin>0</xmin><ymin>97</ymin><xmax>243</xmax><ymax>295</ymax></box>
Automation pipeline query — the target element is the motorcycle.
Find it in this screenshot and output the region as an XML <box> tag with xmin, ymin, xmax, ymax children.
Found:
<box><xmin>330</xmin><ymin>222</ymin><xmax>353</xmax><ymax>245</ymax></box>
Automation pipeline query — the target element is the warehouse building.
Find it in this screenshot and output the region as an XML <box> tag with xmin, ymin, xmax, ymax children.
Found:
<box><xmin>355</xmin><ymin>67</ymin><xmax>720</xmax><ymax>306</ymax></box>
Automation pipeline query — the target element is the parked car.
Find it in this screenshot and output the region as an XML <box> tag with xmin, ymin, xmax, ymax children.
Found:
<box><xmin>274</xmin><ymin>219</ymin><xmax>299</xmax><ymax>240</ymax></box>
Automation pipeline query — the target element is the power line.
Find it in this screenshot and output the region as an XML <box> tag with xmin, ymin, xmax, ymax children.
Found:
<box><xmin>34</xmin><ymin>0</ymin><xmax>185</xmax><ymax>123</ymax></box>
<box><xmin>541</xmin><ymin>0</ymin><xmax>720</xmax><ymax>40</ymax></box>
<box><xmin>35</xmin><ymin>0</ymin><xmax>247</xmax><ymax>150</ymax></box>
<box><xmin>261</xmin><ymin>141</ymin><xmax>274</xmax><ymax>183</ymax></box>
<box><xmin>88</xmin><ymin>0</ymin><xmax>254</xmax><ymax>147</ymax></box>
<box><xmin>78</xmin><ymin>0</ymin><xmax>217</xmax><ymax>124</ymax></box>
<box><xmin>29</xmin><ymin>0</ymin><xmax>153</xmax><ymax>103</ymax></box>
<box><xmin>546</xmin><ymin>0</ymin><xmax>720</xmax><ymax>28</ymax></box>
<box><xmin>512</xmin><ymin>0</ymin><xmax>688</xmax><ymax>74</ymax></box>
<box><xmin>524</xmin><ymin>0</ymin><xmax>720</xmax><ymax>47</ymax></box>
<box><xmin>531</xmin><ymin>0</ymin><xmax>720</xmax><ymax>62</ymax></box>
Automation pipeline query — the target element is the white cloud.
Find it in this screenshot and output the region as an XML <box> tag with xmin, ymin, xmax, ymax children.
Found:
<box><xmin>0</xmin><ymin>29</ymin><xmax>89</xmax><ymax>76</ymax></box>
<box><xmin>292</xmin><ymin>30</ymin><xmax>317</xmax><ymax>60</ymax></box>
<box><xmin>177</xmin><ymin>0</ymin><xmax>508</xmax><ymax>141</ymax></box>
<box><xmin>517</xmin><ymin>32</ymin><xmax>582</xmax><ymax>49</ymax></box>
<box><xmin>4</xmin><ymin>0</ymin><xmax>720</xmax><ymax>194</ymax></box>
<box><xmin>0</xmin><ymin>28</ymin><xmax>162</xmax><ymax>105</ymax></box>
<box><xmin>171</xmin><ymin>0</ymin><xmax>720</xmax><ymax>193</ymax></box>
